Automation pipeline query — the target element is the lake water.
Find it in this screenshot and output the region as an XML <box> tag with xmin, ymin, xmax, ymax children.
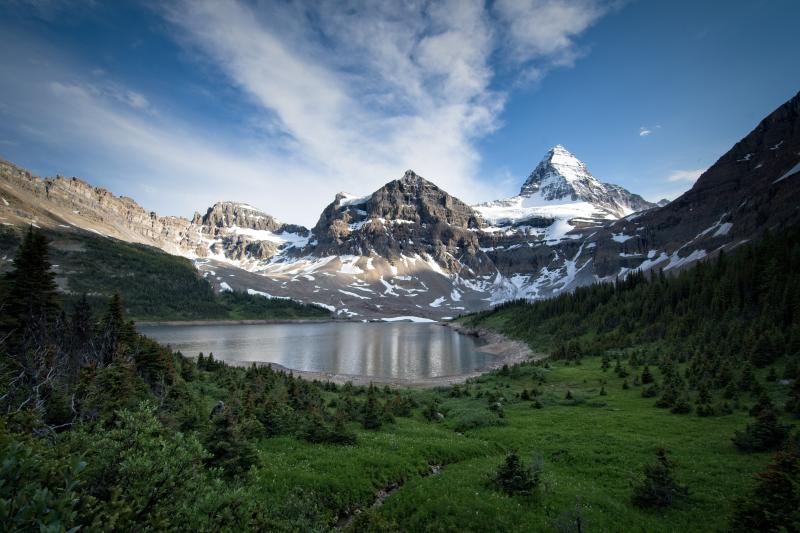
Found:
<box><xmin>138</xmin><ymin>322</ymin><xmax>494</xmax><ymax>380</ymax></box>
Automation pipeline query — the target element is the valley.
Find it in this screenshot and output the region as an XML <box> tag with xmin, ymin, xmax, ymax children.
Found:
<box><xmin>1</xmin><ymin>3</ymin><xmax>799</xmax><ymax>530</ymax></box>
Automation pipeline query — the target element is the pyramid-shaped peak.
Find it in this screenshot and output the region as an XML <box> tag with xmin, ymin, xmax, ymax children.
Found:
<box><xmin>520</xmin><ymin>145</ymin><xmax>597</xmax><ymax>198</ymax></box>
<box><xmin>402</xmin><ymin>169</ymin><xmax>423</xmax><ymax>181</ymax></box>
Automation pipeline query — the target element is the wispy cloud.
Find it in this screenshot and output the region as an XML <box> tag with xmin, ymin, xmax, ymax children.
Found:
<box><xmin>639</xmin><ymin>124</ymin><xmax>661</xmax><ymax>137</ymax></box>
<box><xmin>666</xmin><ymin>168</ymin><xmax>705</xmax><ymax>182</ymax></box>
<box><xmin>0</xmin><ymin>0</ymin><xmax>611</xmax><ymax>225</ymax></box>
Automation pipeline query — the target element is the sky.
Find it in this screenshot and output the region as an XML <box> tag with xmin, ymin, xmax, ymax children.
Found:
<box><xmin>0</xmin><ymin>0</ymin><xmax>798</xmax><ymax>226</ymax></box>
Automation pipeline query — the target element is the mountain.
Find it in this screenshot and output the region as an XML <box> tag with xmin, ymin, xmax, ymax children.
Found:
<box><xmin>1</xmin><ymin>92</ymin><xmax>798</xmax><ymax>319</ymax></box>
<box><xmin>475</xmin><ymin>145</ymin><xmax>655</xmax><ymax>230</ymax></box>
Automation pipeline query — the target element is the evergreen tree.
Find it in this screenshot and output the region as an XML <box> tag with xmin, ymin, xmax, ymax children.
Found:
<box><xmin>362</xmin><ymin>384</ymin><xmax>383</xmax><ymax>430</ymax></box>
<box><xmin>786</xmin><ymin>378</ymin><xmax>800</xmax><ymax>419</ymax></box>
<box><xmin>492</xmin><ymin>450</ymin><xmax>539</xmax><ymax>497</ymax></box>
<box><xmin>733</xmin><ymin>404</ymin><xmax>791</xmax><ymax>452</ymax></box>
<box><xmin>641</xmin><ymin>366</ymin><xmax>654</xmax><ymax>384</ymax></box>
<box><xmin>730</xmin><ymin>434</ymin><xmax>800</xmax><ymax>531</ymax></box>
<box><xmin>67</xmin><ymin>294</ymin><xmax>94</xmax><ymax>379</ymax></box>
<box><xmin>205</xmin><ymin>408</ymin><xmax>257</xmax><ymax>479</ymax></box>
<box><xmin>0</xmin><ymin>227</ymin><xmax>60</xmax><ymax>349</ymax></box>
<box><xmin>96</xmin><ymin>293</ymin><xmax>135</xmax><ymax>366</ymax></box>
<box><xmin>631</xmin><ymin>449</ymin><xmax>688</xmax><ymax>508</ymax></box>
<box><xmin>738</xmin><ymin>362</ymin><xmax>756</xmax><ymax>392</ymax></box>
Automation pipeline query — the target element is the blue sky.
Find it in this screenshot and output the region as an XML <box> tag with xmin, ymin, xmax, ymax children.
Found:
<box><xmin>0</xmin><ymin>0</ymin><xmax>798</xmax><ymax>226</ymax></box>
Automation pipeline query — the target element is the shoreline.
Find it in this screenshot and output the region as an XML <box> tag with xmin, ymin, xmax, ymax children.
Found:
<box><xmin>212</xmin><ymin>322</ymin><xmax>546</xmax><ymax>389</ymax></box>
<box><xmin>136</xmin><ymin>318</ymin><xmax>342</xmax><ymax>327</ymax></box>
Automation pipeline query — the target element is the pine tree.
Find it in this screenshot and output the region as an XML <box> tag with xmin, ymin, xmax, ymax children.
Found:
<box><xmin>730</xmin><ymin>434</ymin><xmax>800</xmax><ymax>531</ymax></box>
<box><xmin>96</xmin><ymin>293</ymin><xmax>135</xmax><ymax>366</ymax></box>
<box><xmin>631</xmin><ymin>449</ymin><xmax>688</xmax><ymax>508</ymax></box>
<box><xmin>67</xmin><ymin>294</ymin><xmax>93</xmax><ymax>380</ymax></box>
<box><xmin>738</xmin><ymin>362</ymin><xmax>756</xmax><ymax>392</ymax></box>
<box><xmin>492</xmin><ymin>450</ymin><xmax>539</xmax><ymax>497</ymax></box>
<box><xmin>0</xmin><ymin>227</ymin><xmax>60</xmax><ymax>349</ymax></box>
<box><xmin>641</xmin><ymin>366</ymin><xmax>654</xmax><ymax>384</ymax></box>
<box><xmin>362</xmin><ymin>384</ymin><xmax>382</xmax><ymax>430</ymax></box>
<box><xmin>785</xmin><ymin>378</ymin><xmax>800</xmax><ymax>419</ymax></box>
<box><xmin>733</xmin><ymin>404</ymin><xmax>791</xmax><ymax>452</ymax></box>
<box><xmin>205</xmin><ymin>408</ymin><xmax>257</xmax><ymax>479</ymax></box>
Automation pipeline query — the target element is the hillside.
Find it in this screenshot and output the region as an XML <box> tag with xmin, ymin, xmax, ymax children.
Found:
<box><xmin>0</xmin><ymin>226</ymin><xmax>330</xmax><ymax>321</ymax></box>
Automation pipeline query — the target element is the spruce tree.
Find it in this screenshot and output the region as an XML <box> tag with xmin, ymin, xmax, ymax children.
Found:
<box><xmin>631</xmin><ymin>449</ymin><xmax>688</xmax><ymax>508</ymax></box>
<box><xmin>733</xmin><ymin>404</ymin><xmax>791</xmax><ymax>452</ymax></box>
<box><xmin>96</xmin><ymin>293</ymin><xmax>135</xmax><ymax>366</ymax></box>
<box><xmin>362</xmin><ymin>384</ymin><xmax>382</xmax><ymax>430</ymax></box>
<box><xmin>730</xmin><ymin>434</ymin><xmax>800</xmax><ymax>531</ymax></box>
<box><xmin>492</xmin><ymin>450</ymin><xmax>539</xmax><ymax>497</ymax></box>
<box><xmin>785</xmin><ymin>378</ymin><xmax>800</xmax><ymax>419</ymax></box>
<box><xmin>0</xmin><ymin>227</ymin><xmax>60</xmax><ymax>348</ymax></box>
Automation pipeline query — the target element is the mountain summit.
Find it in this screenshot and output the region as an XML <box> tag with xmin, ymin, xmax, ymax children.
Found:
<box><xmin>520</xmin><ymin>145</ymin><xmax>654</xmax><ymax>217</ymax></box>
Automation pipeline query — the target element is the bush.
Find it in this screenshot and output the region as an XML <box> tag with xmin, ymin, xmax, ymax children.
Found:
<box><xmin>453</xmin><ymin>410</ymin><xmax>506</xmax><ymax>433</ymax></box>
<box><xmin>301</xmin><ymin>414</ymin><xmax>357</xmax><ymax>445</ymax></box>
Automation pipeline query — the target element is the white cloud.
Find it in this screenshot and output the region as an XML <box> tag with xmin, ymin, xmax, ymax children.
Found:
<box><xmin>666</xmin><ymin>169</ymin><xmax>705</xmax><ymax>183</ymax></box>
<box><xmin>493</xmin><ymin>0</ymin><xmax>608</xmax><ymax>67</ymax></box>
<box><xmin>639</xmin><ymin>124</ymin><xmax>661</xmax><ymax>137</ymax></box>
<box><xmin>0</xmin><ymin>1</ymin><xmax>611</xmax><ymax>226</ymax></box>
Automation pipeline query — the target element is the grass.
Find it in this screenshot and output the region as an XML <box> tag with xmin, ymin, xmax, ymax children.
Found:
<box><xmin>193</xmin><ymin>355</ymin><xmax>786</xmax><ymax>532</ymax></box>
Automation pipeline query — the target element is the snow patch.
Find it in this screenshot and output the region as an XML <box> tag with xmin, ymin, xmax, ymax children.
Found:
<box><xmin>775</xmin><ymin>161</ymin><xmax>800</xmax><ymax>184</ymax></box>
<box><xmin>381</xmin><ymin>316</ymin><xmax>437</xmax><ymax>323</ymax></box>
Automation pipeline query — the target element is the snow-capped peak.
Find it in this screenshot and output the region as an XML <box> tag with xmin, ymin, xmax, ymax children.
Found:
<box><xmin>520</xmin><ymin>145</ymin><xmax>603</xmax><ymax>200</ymax></box>
<box><xmin>473</xmin><ymin>145</ymin><xmax>656</xmax><ymax>228</ymax></box>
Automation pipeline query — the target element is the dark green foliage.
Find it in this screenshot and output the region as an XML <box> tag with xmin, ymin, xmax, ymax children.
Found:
<box><xmin>766</xmin><ymin>367</ymin><xmax>778</xmax><ymax>382</ymax></box>
<box><xmin>786</xmin><ymin>379</ymin><xmax>800</xmax><ymax>419</ymax></box>
<box><xmin>387</xmin><ymin>391</ymin><xmax>416</xmax><ymax>417</ymax></box>
<box><xmin>733</xmin><ymin>404</ymin><xmax>792</xmax><ymax>452</ymax></box>
<box><xmin>730</xmin><ymin>434</ymin><xmax>800</xmax><ymax>532</ymax></box>
<box><xmin>0</xmin><ymin>435</ymin><xmax>86</xmax><ymax>531</ymax></box>
<box><xmin>631</xmin><ymin>449</ymin><xmax>688</xmax><ymax>509</ymax></box>
<box><xmin>205</xmin><ymin>408</ymin><xmax>258</xmax><ymax>479</ymax></box>
<box><xmin>641</xmin><ymin>366</ymin><xmax>654</xmax><ymax>385</ymax></box>
<box><xmin>423</xmin><ymin>398</ymin><xmax>443</xmax><ymax>421</ymax></box>
<box><xmin>301</xmin><ymin>412</ymin><xmax>357</xmax><ymax>445</ymax></box>
<box><xmin>491</xmin><ymin>450</ymin><xmax>541</xmax><ymax>497</ymax></box>
<box><xmin>362</xmin><ymin>384</ymin><xmax>384</xmax><ymax>430</ymax></box>
<box><xmin>0</xmin><ymin>227</ymin><xmax>60</xmax><ymax>348</ymax></box>
<box><xmin>738</xmin><ymin>362</ymin><xmax>756</xmax><ymax>393</ymax></box>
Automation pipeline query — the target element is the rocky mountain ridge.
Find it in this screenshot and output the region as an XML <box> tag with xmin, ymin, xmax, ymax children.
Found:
<box><xmin>1</xmin><ymin>91</ymin><xmax>798</xmax><ymax>319</ymax></box>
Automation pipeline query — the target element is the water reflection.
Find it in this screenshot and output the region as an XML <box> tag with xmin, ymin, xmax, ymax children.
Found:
<box><xmin>138</xmin><ymin>322</ymin><xmax>493</xmax><ymax>380</ymax></box>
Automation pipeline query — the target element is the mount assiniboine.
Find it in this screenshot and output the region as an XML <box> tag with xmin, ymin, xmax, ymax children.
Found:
<box><xmin>1</xmin><ymin>91</ymin><xmax>799</xmax><ymax>319</ymax></box>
